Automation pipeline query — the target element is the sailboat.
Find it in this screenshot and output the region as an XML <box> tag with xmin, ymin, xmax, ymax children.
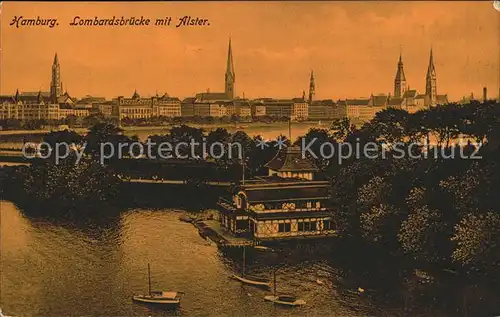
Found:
<box><xmin>231</xmin><ymin>246</ymin><xmax>271</xmax><ymax>288</ymax></box>
<box><xmin>133</xmin><ymin>263</ymin><xmax>183</xmax><ymax>306</ymax></box>
<box><xmin>264</xmin><ymin>269</ymin><xmax>306</xmax><ymax>307</ymax></box>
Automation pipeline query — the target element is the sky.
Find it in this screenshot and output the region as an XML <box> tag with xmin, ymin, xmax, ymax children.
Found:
<box><xmin>1</xmin><ymin>1</ymin><xmax>499</xmax><ymax>101</ymax></box>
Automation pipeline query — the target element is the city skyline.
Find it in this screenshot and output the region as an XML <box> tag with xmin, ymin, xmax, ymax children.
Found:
<box><xmin>1</xmin><ymin>2</ymin><xmax>499</xmax><ymax>100</ymax></box>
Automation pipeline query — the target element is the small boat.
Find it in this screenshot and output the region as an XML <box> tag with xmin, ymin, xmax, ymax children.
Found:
<box><xmin>232</xmin><ymin>246</ymin><xmax>271</xmax><ymax>288</ymax></box>
<box><xmin>253</xmin><ymin>245</ymin><xmax>273</xmax><ymax>252</ymax></box>
<box><xmin>264</xmin><ymin>295</ymin><xmax>306</xmax><ymax>307</ymax></box>
<box><xmin>179</xmin><ymin>215</ymin><xmax>194</xmax><ymax>223</ymax></box>
<box><xmin>133</xmin><ymin>263</ymin><xmax>183</xmax><ymax>306</ymax></box>
<box><xmin>133</xmin><ymin>291</ymin><xmax>183</xmax><ymax>305</ymax></box>
<box><xmin>264</xmin><ymin>269</ymin><xmax>306</xmax><ymax>307</ymax></box>
<box><xmin>232</xmin><ymin>274</ymin><xmax>271</xmax><ymax>288</ymax></box>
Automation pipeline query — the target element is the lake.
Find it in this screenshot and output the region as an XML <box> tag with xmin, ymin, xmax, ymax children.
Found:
<box><xmin>1</xmin><ymin>201</ymin><xmax>493</xmax><ymax>316</ymax></box>
<box><xmin>123</xmin><ymin>122</ymin><xmax>329</xmax><ymax>142</ymax></box>
<box><xmin>0</xmin><ymin>201</ymin><xmax>375</xmax><ymax>317</ymax></box>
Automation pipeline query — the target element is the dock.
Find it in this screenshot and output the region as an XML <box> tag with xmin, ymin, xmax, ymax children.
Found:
<box><xmin>129</xmin><ymin>179</ymin><xmax>231</xmax><ymax>187</ymax></box>
<box><xmin>193</xmin><ymin>220</ymin><xmax>254</xmax><ymax>247</ymax></box>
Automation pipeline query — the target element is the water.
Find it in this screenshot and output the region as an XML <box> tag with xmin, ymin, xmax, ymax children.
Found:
<box><xmin>125</xmin><ymin>122</ymin><xmax>328</xmax><ymax>142</ymax></box>
<box><xmin>0</xmin><ymin>201</ymin><xmax>371</xmax><ymax>317</ymax></box>
<box><xmin>0</xmin><ymin>122</ymin><xmax>327</xmax><ymax>150</ymax></box>
<box><xmin>3</xmin><ymin>201</ymin><xmax>495</xmax><ymax>316</ymax></box>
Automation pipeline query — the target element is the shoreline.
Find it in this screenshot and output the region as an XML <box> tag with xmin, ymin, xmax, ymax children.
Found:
<box><xmin>0</xmin><ymin>120</ymin><xmax>330</xmax><ymax>136</ymax></box>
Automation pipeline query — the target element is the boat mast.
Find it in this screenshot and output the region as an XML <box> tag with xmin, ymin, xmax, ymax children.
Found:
<box><xmin>148</xmin><ymin>263</ymin><xmax>152</xmax><ymax>296</ymax></box>
<box><xmin>242</xmin><ymin>147</ymin><xmax>245</xmax><ymax>185</ymax></box>
<box><xmin>273</xmin><ymin>268</ymin><xmax>277</xmax><ymax>297</ymax></box>
<box><xmin>288</xmin><ymin>118</ymin><xmax>292</xmax><ymax>143</ymax></box>
<box><xmin>242</xmin><ymin>246</ymin><xmax>246</xmax><ymax>276</ymax></box>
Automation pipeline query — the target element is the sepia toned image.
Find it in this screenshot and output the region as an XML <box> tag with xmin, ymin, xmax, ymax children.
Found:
<box><xmin>0</xmin><ymin>1</ymin><xmax>499</xmax><ymax>316</ymax></box>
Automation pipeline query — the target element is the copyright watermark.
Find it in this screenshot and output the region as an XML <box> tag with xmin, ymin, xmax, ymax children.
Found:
<box><xmin>21</xmin><ymin>136</ymin><xmax>483</xmax><ymax>166</ymax></box>
<box><xmin>22</xmin><ymin>139</ymin><xmax>244</xmax><ymax>165</ymax></box>
<box><xmin>301</xmin><ymin>137</ymin><xmax>483</xmax><ymax>163</ymax></box>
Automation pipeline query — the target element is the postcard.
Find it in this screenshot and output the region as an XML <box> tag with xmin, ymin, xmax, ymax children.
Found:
<box><xmin>0</xmin><ymin>1</ymin><xmax>499</xmax><ymax>316</ymax></box>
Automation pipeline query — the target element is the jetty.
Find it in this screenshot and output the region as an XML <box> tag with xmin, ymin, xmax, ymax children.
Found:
<box><xmin>193</xmin><ymin>219</ymin><xmax>254</xmax><ymax>247</ymax></box>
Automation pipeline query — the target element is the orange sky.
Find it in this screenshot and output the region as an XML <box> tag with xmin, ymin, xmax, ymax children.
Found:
<box><xmin>1</xmin><ymin>1</ymin><xmax>499</xmax><ymax>101</ymax></box>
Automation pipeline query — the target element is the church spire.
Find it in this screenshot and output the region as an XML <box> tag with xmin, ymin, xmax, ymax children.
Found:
<box><xmin>308</xmin><ymin>70</ymin><xmax>315</xmax><ymax>104</ymax></box>
<box><xmin>394</xmin><ymin>50</ymin><xmax>407</xmax><ymax>98</ymax></box>
<box><xmin>225</xmin><ymin>37</ymin><xmax>235</xmax><ymax>99</ymax></box>
<box><xmin>50</xmin><ymin>52</ymin><xmax>62</xmax><ymax>103</ymax></box>
<box><xmin>425</xmin><ymin>47</ymin><xmax>437</xmax><ymax>105</ymax></box>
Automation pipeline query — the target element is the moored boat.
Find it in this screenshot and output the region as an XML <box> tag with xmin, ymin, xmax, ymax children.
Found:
<box><xmin>253</xmin><ymin>245</ymin><xmax>273</xmax><ymax>252</ymax></box>
<box><xmin>264</xmin><ymin>295</ymin><xmax>306</xmax><ymax>306</ymax></box>
<box><xmin>179</xmin><ymin>215</ymin><xmax>194</xmax><ymax>223</ymax></box>
<box><xmin>133</xmin><ymin>263</ymin><xmax>183</xmax><ymax>306</ymax></box>
<box><xmin>264</xmin><ymin>268</ymin><xmax>306</xmax><ymax>307</ymax></box>
<box><xmin>231</xmin><ymin>274</ymin><xmax>271</xmax><ymax>288</ymax></box>
<box><xmin>133</xmin><ymin>291</ymin><xmax>183</xmax><ymax>305</ymax></box>
<box><xmin>231</xmin><ymin>246</ymin><xmax>271</xmax><ymax>288</ymax></box>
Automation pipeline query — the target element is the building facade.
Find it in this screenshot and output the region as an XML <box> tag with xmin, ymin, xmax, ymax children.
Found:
<box><xmin>152</xmin><ymin>94</ymin><xmax>182</xmax><ymax>117</ymax></box>
<box><xmin>291</xmin><ymin>99</ymin><xmax>309</xmax><ymax>120</ymax></box>
<box><xmin>308</xmin><ymin>100</ymin><xmax>336</xmax><ymax>120</ymax></box>
<box><xmin>112</xmin><ymin>91</ymin><xmax>181</xmax><ymax>119</ymax></box>
<box><xmin>251</xmin><ymin>103</ymin><xmax>266</xmax><ymax>117</ymax></box>
<box><xmin>217</xmin><ymin>146</ymin><xmax>336</xmax><ymax>241</ymax></box>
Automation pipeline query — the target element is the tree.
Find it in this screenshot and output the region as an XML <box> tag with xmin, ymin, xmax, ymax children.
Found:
<box><xmin>330</xmin><ymin>117</ymin><xmax>353</xmax><ymax>141</ymax></box>
<box><xmin>370</xmin><ymin>108</ymin><xmax>409</xmax><ymax>146</ymax></box>
<box><xmin>42</xmin><ymin>129</ymin><xmax>84</xmax><ymax>163</ymax></box>
<box><xmin>398</xmin><ymin>187</ymin><xmax>445</xmax><ymax>263</ymax></box>
<box><xmin>169</xmin><ymin>125</ymin><xmax>204</xmax><ymax>159</ymax></box>
<box><xmin>84</xmin><ymin>123</ymin><xmax>131</xmax><ymax>163</ymax></box>
<box><xmin>426</xmin><ymin>104</ymin><xmax>461</xmax><ymax>147</ymax></box>
<box><xmin>357</xmin><ymin>175</ymin><xmax>402</xmax><ymax>247</ymax></box>
<box><xmin>295</xmin><ymin>128</ymin><xmax>337</xmax><ymax>171</ymax></box>
<box><xmin>451</xmin><ymin>212</ymin><xmax>500</xmax><ymax>273</ymax></box>
<box><xmin>246</xmin><ymin>135</ymin><xmax>278</xmax><ymax>176</ymax></box>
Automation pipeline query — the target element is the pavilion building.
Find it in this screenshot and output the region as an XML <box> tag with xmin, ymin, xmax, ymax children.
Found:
<box><xmin>217</xmin><ymin>146</ymin><xmax>336</xmax><ymax>241</ymax></box>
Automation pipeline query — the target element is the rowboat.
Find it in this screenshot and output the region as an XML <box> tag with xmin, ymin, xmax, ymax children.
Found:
<box><xmin>179</xmin><ymin>215</ymin><xmax>194</xmax><ymax>223</ymax></box>
<box><xmin>133</xmin><ymin>263</ymin><xmax>183</xmax><ymax>306</ymax></box>
<box><xmin>264</xmin><ymin>295</ymin><xmax>306</xmax><ymax>307</ymax></box>
<box><xmin>253</xmin><ymin>245</ymin><xmax>273</xmax><ymax>252</ymax></box>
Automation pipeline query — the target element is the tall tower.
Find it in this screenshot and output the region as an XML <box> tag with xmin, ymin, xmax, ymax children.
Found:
<box><xmin>425</xmin><ymin>48</ymin><xmax>437</xmax><ymax>106</ymax></box>
<box><xmin>394</xmin><ymin>53</ymin><xmax>407</xmax><ymax>98</ymax></box>
<box><xmin>225</xmin><ymin>38</ymin><xmax>236</xmax><ymax>100</ymax></box>
<box><xmin>50</xmin><ymin>53</ymin><xmax>62</xmax><ymax>103</ymax></box>
<box><xmin>308</xmin><ymin>70</ymin><xmax>315</xmax><ymax>104</ymax></box>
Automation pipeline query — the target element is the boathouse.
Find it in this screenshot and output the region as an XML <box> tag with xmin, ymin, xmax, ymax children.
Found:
<box><xmin>217</xmin><ymin>146</ymin><xmax>336</xmax><ymax>241</ymax></box>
